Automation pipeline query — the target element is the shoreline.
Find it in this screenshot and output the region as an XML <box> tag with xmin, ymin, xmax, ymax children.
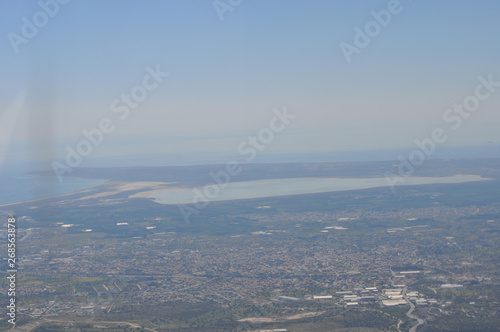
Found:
<box><xmin>0</xmin><ymin>174</ymin><xmax>492</xmax><ymax>209</ymax></box>
<box><xmin>147</xmin><ymin>174</ymin><xmax>492</xmax><ymax>205</ymax></box>
<box><xmin>0</xmin><ymin>178</ymin><xmax>110</xmax><ymax>209</ymax></box>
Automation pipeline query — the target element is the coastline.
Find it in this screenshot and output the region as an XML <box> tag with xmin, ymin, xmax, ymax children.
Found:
<box><xmin>147</xmin><ymin>175</ymin><xmax>492</xmax><ymax>205</ymax></box>
<box><xmin>0</xmin><ymin>174</ymin><xmax>492</xmax><ymax>209</ymax></box>
<box><xmin>0</xmin><ymin>178</ymin><xmax>110</xmax><ymax>209</ymax></box>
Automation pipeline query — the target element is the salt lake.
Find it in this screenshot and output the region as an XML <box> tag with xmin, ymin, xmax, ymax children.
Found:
<box><xmin>150</xmin><ymin>175</ymin><xmax>490</xmax><ymax>205</ymax></box>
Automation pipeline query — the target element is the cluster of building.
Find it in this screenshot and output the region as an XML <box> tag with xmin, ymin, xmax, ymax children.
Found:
<box><xmin>7</xmin><ymin>208</ymin><xmax>494</xmax><ymax>326</ymax></box>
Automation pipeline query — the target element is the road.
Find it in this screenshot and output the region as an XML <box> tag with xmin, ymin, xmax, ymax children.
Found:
<box><xmin>403</xmin><ymin>286</ymin><xmax>425</xmax><ymax>332</ymax></box>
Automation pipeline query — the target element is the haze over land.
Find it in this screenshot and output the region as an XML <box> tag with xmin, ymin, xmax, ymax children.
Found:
<box><xmin>1</xmin><ymin>1</ymin><xmax>500</xmax><ymax>331</ymax></box>
<box><xmin>1</xmin><ymin>158</ymin><xmax>500</xmax><ymax>331</ymax></box>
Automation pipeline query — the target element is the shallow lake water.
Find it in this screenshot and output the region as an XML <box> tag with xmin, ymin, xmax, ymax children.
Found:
<box><xmin>151</xmin><ymin>175</ymin><xmax>489</xmax><ymax>205</ymax></box>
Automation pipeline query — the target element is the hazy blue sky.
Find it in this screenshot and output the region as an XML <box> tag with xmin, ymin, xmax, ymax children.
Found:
<box><xmin>1</xmin><ymin>0</ymin><xmax>500</xmax><ymax>167</ymax></box>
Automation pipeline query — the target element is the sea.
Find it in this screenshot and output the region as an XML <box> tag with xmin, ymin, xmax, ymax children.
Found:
<box><xmin>0</xmin><ymin>163</ymin><xmax>105</xmax><ymax>206</ymax></box>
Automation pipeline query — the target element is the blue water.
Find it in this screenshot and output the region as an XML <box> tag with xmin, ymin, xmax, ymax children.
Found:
<box><xmin>0</xmin><ymin>169</ymin><xmax>106</xmax><ymax>205</ymax></box>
